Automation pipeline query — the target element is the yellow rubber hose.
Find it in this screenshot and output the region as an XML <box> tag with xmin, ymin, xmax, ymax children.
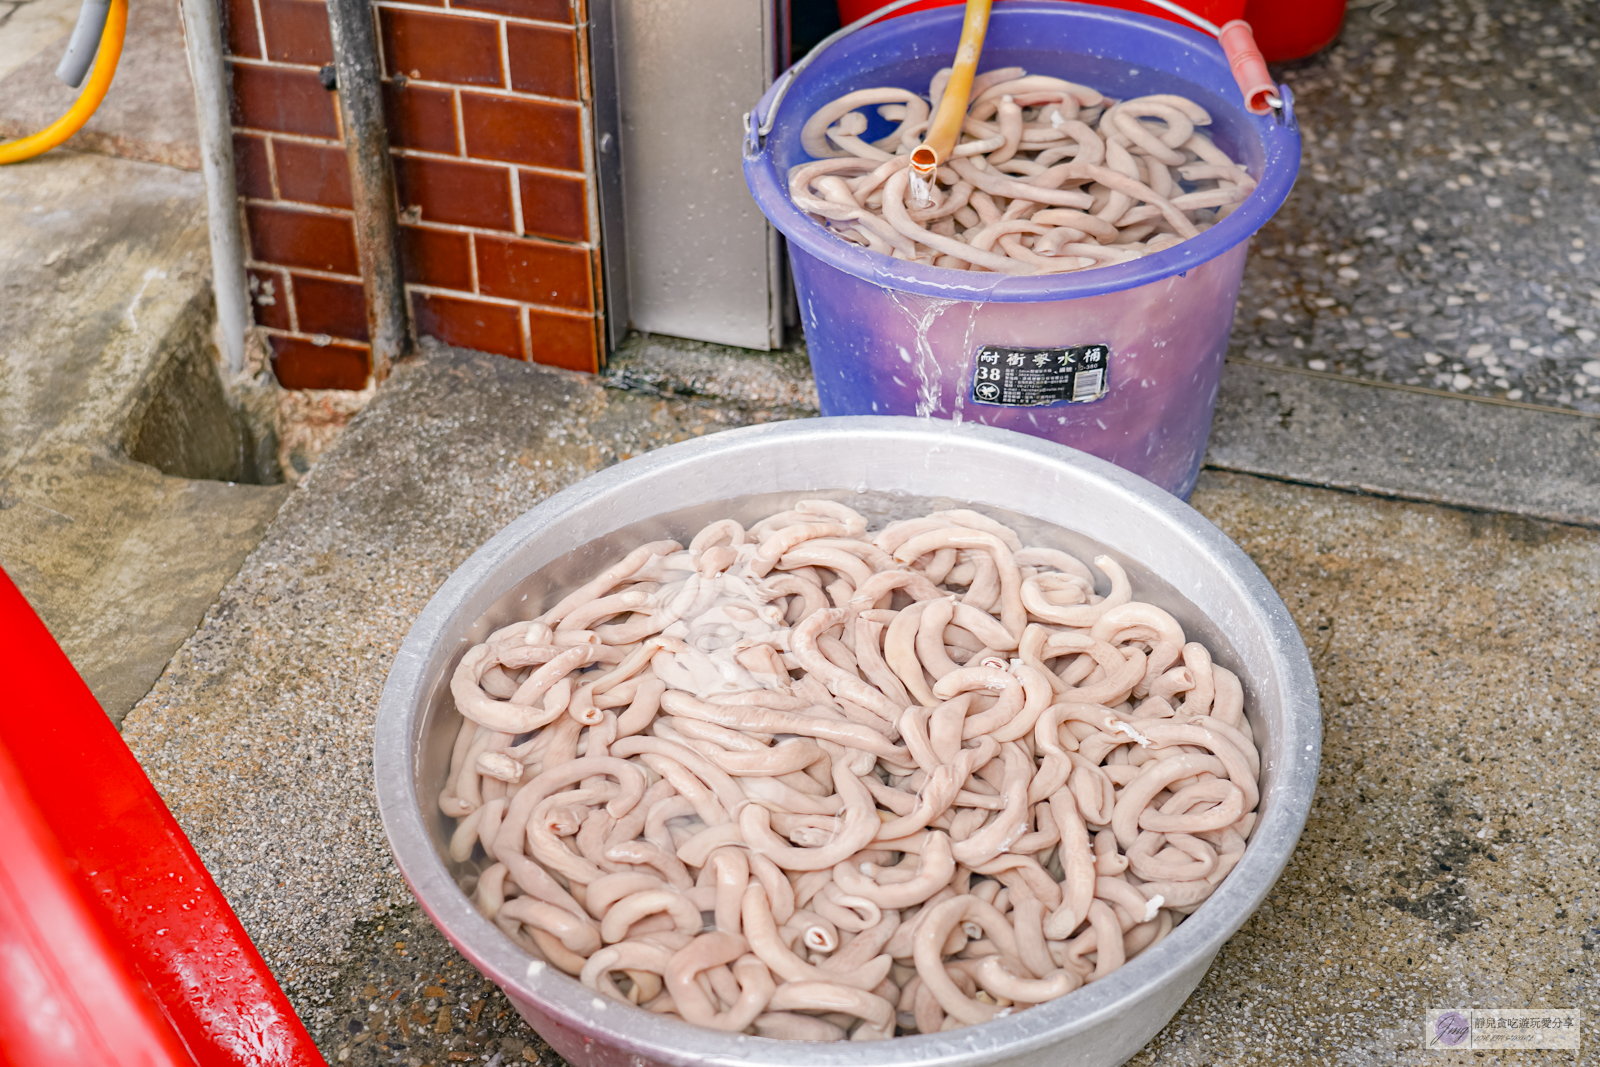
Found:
<box><xmin>909</xmin><ymin>0</ymin><xmax>992</xmax><ymax>194</ymax></box>
<box><xmin>0</xmin><ymin>0</ymin><xmax>127</xmax><ymax>165</ymax></box>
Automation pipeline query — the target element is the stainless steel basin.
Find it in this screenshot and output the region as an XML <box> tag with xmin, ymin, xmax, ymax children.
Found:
<box><xmin>374</xmin><ymin>416</ymin><xmax>1320</xmax><ymax>1067</ymax></box>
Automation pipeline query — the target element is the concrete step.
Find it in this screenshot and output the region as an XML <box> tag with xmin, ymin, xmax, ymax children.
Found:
<box><xmin>605</xmin><ymin>334</ymin><xmax>1600</xmax><ymax>529</ymax></box>
<box><xmin>0</xmin><ymin>150</ymin><xmax>286</xmax><ymax>723</ymax></box>
<box><xmin>1208</xmin><ymin>359</ymin><xmax>1600</xmax><ymax>528</ymax></box>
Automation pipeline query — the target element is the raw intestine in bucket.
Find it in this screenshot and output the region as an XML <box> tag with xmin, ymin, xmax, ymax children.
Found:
<box><xmin>788</xmin><ymin>67</ymin><xmax>1255</xmax><ymax>275</ymax></box>
<box><xmin>441</xmin><ymin>500</ymin><xmax>1262</xmax><ymax>1040</ymax></box>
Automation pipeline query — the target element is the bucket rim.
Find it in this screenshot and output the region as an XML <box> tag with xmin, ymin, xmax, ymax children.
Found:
<box><xmin>743</xmin><ymin>1</ymin><xmax>1301</xmax><ymax>303</ymax></box>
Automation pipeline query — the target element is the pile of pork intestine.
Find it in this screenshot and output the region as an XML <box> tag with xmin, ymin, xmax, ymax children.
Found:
<box><xmin>442</xmin><ymin>500</ymin><xmax>1259</xmax><ymax>1040</ymax></box>
<box><xmin>787</xmin><ymin>66</ymin><xmax>1256</xmax><ymax>275</ymax></box>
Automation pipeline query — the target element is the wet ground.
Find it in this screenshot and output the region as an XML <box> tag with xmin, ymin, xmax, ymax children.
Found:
<box><xmin>119</xmin><ymin>341</ymin><xmax>1599</xmax><ymax>1066</ymax></box>
<box><xmin>1234</xmin><ymin>0</ymin><xmax>1600</xmax><ymax>411</ymax></box>
<box><xmin>12</xmin><ymin>0</ymin><xmax>1600</xmax><ymax>1061</ymax></box>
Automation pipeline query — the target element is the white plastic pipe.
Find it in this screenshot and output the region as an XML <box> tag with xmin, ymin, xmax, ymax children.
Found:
<box><xmin>176</xmin><ymin>0</ymin><xmax>250</xmax><ymax>377</ymax></box>
<box><xmin>55</xmin><ymin>0</ymin><xmax>112</xmax><ymax>88</ymax></box>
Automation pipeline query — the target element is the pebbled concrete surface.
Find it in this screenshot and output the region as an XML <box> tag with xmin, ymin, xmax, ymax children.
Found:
<box><xmin>1236</xmin><ymin>0</ymin><xmax>1600</xmax><ymax>412</ymax></box>
<box><xmin>121</xmin><ymin>341</ymin><xmax>1599</xmax><ymax>1066</ymax></box>
<box><xmin>1132</xmin><ymin>473</ymin><xmax>1600</xmax><ymax>1065</ymax></box>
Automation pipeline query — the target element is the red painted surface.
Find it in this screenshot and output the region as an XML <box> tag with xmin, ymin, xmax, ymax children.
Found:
<box><xmin>259</xmin><ymin>0</ymin><xmax>335</xmax><ymax>65</ymax></box>
<box><xmin>0</xmin><ymin>569</ymin><xmax>326</xmax><ymax>1067</ymax></box>
<box><xmin>1242</xmin><ymin>0</ymin><xmax>1346</xmax><ymax>63</ymax></box>
<box><xmin>0</xmin><ymin>744</ymin><xmax>198</xmax><ymax>1067</ymax></box>
<box><xmin>292</xmin><ymin>274</ymin><xmax>373</xmax><ymax>341</ymax></box>
<box><xmin>835</xmin><ymin>0</ymin><xmax>1347</xmax><ymax>62</ymax></box>
<box><xmin>273</xmin><ymin>140</ymin><xmax>356</xmax><ymax>209</ymax></box>
<box><xmin>506</xmin><ymin>22</ymin><xmax>579</xmax><ymax>99</ymax></box>
<box><xmin>836</xmin><ymin>0</ymin><xmax>1245</xmax><ymax>33</ymax></box>
<box><xmin>412</xmin><ymin>290</ymin><xmax>528</xmax><ymax>359</ymax></box>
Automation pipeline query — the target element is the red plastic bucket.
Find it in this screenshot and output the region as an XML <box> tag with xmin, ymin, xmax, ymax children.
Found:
<box><xmin>1241</xmin><ymin>0</ymin><xmax>1346</xmax><ymax>62</ymax></box>
<box><xmin>836</xmin><ymin>0</ymin><xmax>1346</xmax><ymax>62</ymax></box>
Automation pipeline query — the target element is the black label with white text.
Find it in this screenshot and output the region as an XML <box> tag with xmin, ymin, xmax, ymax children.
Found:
<box><xmin>970</xmin><ymin>344</ymin><xmax>1110</xmax><ymax>407</ymax></box>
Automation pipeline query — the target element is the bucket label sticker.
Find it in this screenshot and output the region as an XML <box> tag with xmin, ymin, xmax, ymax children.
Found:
<box><xmin>970</xmin><ymin>344</ymin><xmax>1109</xmax><ymax>407</ymax></box>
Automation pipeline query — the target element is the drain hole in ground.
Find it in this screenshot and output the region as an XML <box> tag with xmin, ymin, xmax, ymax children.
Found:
<box><xmin>124</xmin><ymin>339</ymin><xmax>283</xmax><ymax>486</ymax></box>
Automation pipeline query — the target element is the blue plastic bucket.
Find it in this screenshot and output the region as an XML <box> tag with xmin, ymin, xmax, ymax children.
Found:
<box><xmin>743</xmin><ymin>2</ymin><xmax>1300</xmax><ymax>498</ymax></box>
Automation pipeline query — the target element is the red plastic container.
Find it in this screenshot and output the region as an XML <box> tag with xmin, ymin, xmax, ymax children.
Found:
<box><xmin>0</xmin><ymin>568</ymin><xmax>326</xmax><ymax>1067</ymax></box>
<box><xmin>835</xmin><ymin>0</ymin><xmax>1345</xmax><ymax>62</ymax></box>
<box><xmin>1242</xmin><ymin>0</ymin><xmax>1346</xmax><ymax>62</ymax></box>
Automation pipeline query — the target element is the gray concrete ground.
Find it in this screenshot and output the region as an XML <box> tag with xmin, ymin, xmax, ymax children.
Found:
<box><xmin>120</xmin><ymin>341</ymin><xmax>797</xmax><ymax>1060</ymax></box>
<box><xmin>0</xmin><ymin>0</ymin><xmax>80</xmax><ymax>82</ymax></box>
<box><xmin>604</xmin><ymin>332</ymin><xmax>820</xmax><ymax>416</ymax></box>
<box><xmin>0</xmin><ymin>0</ymin><xmax>200</xmax><ymax>169</ymax></box>
<box><xmin>612</xmin><ymin>332</ymin><xmax>1600</xmax><ymax>529</ymax></box>
<box><xmin>0</xmin><ymin>150</ymin><xmax>285</xmax><ymax>722</ymax></box>
<box><xmin>120</xmin><ymin>341</ymin><xmax>1600</xmax><ymax>1067</ymax></box>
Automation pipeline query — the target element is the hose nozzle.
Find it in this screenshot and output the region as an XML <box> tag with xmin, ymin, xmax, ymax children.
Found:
<box><xmin>1218</xmin><ymin>20</ymin><xmax>1277</xmax><ymax>115</ymax></box>
<box><xmin>910</xmin><ymin>0</ymin><xmax>992</xmax><ymax>204</ymax></box>
<box><xmin>909</xmin><ymin>146</ymin><xmax>939</xmax><ymax>207</ymax></box>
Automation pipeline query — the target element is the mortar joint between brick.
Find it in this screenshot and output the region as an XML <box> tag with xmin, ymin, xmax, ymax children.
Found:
<box><xmin>461</xmin><ymin>84</ymin><xmax>584</xmax><ymax>107</ymax></box>
<box><xmin>371</xmin><ymin>1</ymin><xmax>387</xmax><ymax>66</ymax></box>
<box><xmin>281</xmin><ymin>273</ymin><xmax>301</xmax><ymax>333</ymax></box>
<box><xmin>229</xmin><ymin>54</ymin><xmax>329</xmax><ymax>73</ymax></box>
<box><xmin>387</xmin><ymin>147</ymin><xmax>585</xmax><ymax>182</ymax></box>
<box><xmin>498</xmin><ymin>18</ymin><xmax>512</xmax><ymax>92</ymax></box>
<box><xmin>247</xmin><ymin>258</ymin><xmax>364</xmax><ymax>286</ymax></box>
<box><xmin>403</xmin><ymin>283</ymin><xmax>596</xmax><ymax>322</ymax></box>
<box><xmin>245</xmin><ymin>129</ymin><xmax>344</xmax><ymax>149</ymax></box>
<box><xmin>250</xmin><ymin>0</ymin><xmax>268</xmax><ymax>64</ymax></box>
<box><xmin>452</xmin><ymin>89</ymin><xmax>467</xmax><ymax>157</ymax></box>
<box><xmin>576</xmin><ymin>101</ymin><xmax>602</xmax><ymax>297</ymax></box>
<box><xmin>261</xmin><ymin>325</ymin><xmax>371</xmax><ymax>350</ymax></box>
<box><xmin>264</xmin><ymin>136</ymin><xmax>283</xmax><ymax>201</ymax></box>
<box><xmin>376</xmin><ymin>0</ymin><xmax>574</xmax><ymax>31</ymax></box>
<box><xmin>509</xmin><ymin>167</ymin><xmax>526</xmax><ymax>237</ymax></box>
<box><xmin>381</xmin><ymin>213</ymin><xmax>511</xmax><ymax>240</ymax></box>
<box><xmin>572</xmin><ymin>0</ymin><xmax>592</xmax><ymax>101</ymax></box>
<box><xmin>243</xmin><ymin>196</ymin><xmax>355</xmax><ymax>221</ymax></box>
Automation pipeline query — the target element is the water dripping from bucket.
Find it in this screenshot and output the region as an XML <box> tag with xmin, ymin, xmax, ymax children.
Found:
<box><xmin>885</xmin><ymin>288</ymin><xmax>959</xmax><ymax>419</ymax></box>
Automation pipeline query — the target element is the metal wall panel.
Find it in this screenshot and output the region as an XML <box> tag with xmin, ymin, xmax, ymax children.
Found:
<box><xmin>608</xmin><ymin>0</ymin><xmax>785</xmax><ymax>351</ymax></box>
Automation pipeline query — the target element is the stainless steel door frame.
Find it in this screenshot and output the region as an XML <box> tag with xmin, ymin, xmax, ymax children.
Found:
<box><xmin>595</xmin><ymin>0</ymin><xmax>787</xmax><ymax>352</ymax></box>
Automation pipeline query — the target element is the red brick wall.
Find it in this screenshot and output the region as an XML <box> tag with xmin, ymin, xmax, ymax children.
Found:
<box><xmin>224</xmin><ymin>0</ymin><xmax>603</xmax><ymax>389</ymax></box>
